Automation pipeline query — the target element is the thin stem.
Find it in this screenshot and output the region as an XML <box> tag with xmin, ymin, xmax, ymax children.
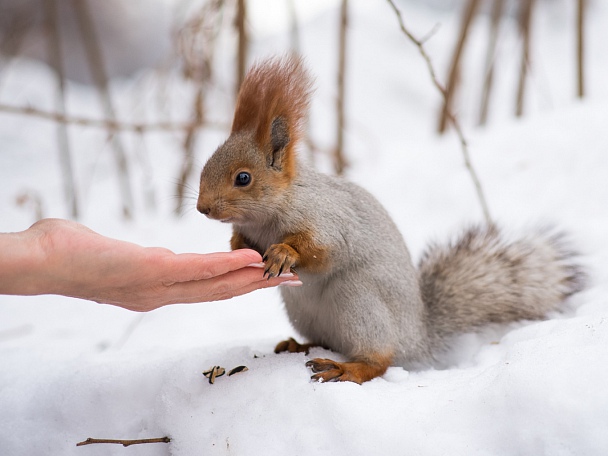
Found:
<box><xmin>71</xmin><ymin>0</ymin><xmax>133</xmax><ymax>218</ymax></box>
<box><xmin>44</xmin><ymin>0</ymin><xmax>79</xmax><ymax>218</ymax></box>
<box><xmin>576</xmin><ymin>0</ymin><xmax>585</xmax><ymax>98</ymax></box>
<box><xmin>335</xmin><ymin>0</ymin><xmax>349</xmax><ymax>175</ymax></box>
<box><xmin>437</xmin><ymin>0</ymin><xmax>481</xmax><ymax>133</ymax></box>
<box><xmin>0</xmin><ymin>103</ymin><xmax>227</xmax><ymax>133</ymax></box>
<box><xmin>386</xmin><ymin>0</ymin><xmax>492</xmax><ymax>224</ymax></box>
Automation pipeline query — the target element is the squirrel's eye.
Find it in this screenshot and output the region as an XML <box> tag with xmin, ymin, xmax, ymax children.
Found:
<box><xmin>235</xmin><ymin>172</ymin><xmax>251</xmax><ymax>187</ymax></box>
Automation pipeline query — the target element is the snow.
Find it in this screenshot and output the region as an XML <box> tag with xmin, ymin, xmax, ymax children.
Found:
<box><xmin>1</xmin><ymin>0</ymin><xmax>608</xmax><ymax>454</ymax></box>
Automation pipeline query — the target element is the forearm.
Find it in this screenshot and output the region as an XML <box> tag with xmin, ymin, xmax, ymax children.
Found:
<box><xmin>0</xmin><ymin>225</ymin><xmax>49</xmax><ymax>296</ymax></box>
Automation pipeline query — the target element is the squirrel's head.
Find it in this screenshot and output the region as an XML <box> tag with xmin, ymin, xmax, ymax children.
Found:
<box><xmin>197</xmin><ymin>117</ymin><xmax>294</xmax><ymax>226</ymax></box>
<box><xmin>197</xmin><ymin>55</ymin><xmax>312</xmax><ymax>226</ymax></box>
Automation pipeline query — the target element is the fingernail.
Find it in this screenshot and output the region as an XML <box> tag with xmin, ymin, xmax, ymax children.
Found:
<box><xmin>278</xmin><ymin>272</ymin><xmax>295</xmax><ymax>278</ymax></box>
<box><xmin>247</xmin><ymin>262</ymin><xmax>266</xmax><ymax>268</ymax></box>
<box><xmin>279</xmin><ymin>280</ymin><xmax>303</xmax><ymax>287</ymax></box>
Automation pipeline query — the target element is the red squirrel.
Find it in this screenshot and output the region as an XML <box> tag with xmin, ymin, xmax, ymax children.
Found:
<box><xmin>197</xmin><ymin>56</ymin><xmax>584</xmax><ymax>384</ymax></box>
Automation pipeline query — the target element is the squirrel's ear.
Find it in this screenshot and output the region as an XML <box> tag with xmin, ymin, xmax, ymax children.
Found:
<box><xmin>269</xmin><ymin>116</ymin><xmax>290</xmax><ymax>170</ymax></box>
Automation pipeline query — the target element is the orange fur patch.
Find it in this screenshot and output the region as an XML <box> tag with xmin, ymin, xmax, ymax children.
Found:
<box><xmin>283</xmin><ymin>230</ymin><xmax>330</xmax><ymax>273</ymax></box>
<box><xmin>230</xmin><ymin>230</ymin><xmax>252</xmax><ymax>251</ymax></box>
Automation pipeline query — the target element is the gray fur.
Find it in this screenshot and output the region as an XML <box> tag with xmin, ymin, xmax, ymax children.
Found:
<box><xmin>419</xmin><ymin>225</ymin><xmax>586</xmax><ymax>353</ymax></box>
<box><xmin>230</xmin><ymin>161</ymin><xmax>585</xmax><ymax>368</ymax></box>
<box><xmin>199</xmin><ymin>57</ymin><xmax>585</xmax><ymax>370</ymax></box>
<box><xmin>233</xmin><ymin>163</ymin><xmax>432</xmax><ymax>367</ymax></box>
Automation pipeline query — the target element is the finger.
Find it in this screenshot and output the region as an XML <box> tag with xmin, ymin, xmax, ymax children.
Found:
<box><xmin>167</xmin><ymin>249</ymin><xmax>263</xmax><ymax>282</ymax></box>
<box><xmin>213</xmin><ymin>277</ymin><xmax>302</xmax><ymax>302</ymax></box>
<box><xmin>161</xmin><ymin>267</ymin><xmax>300</xmax><ymax>304</ymax></box>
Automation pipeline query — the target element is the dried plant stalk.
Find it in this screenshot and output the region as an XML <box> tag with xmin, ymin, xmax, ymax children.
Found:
<box><xmin>386</xmin><ymin>0</ymin><xmax>492</xmax><ymax>223</ymax></box>
<box><xmin>287</xmin><ymin>0</ymin><xmax>301</xmax><ymax>53</ymax></box>
<box><xmin>334</xmin><ymin>0</ymin><xmax>349</xmax><ymax>175</ymax></box>
<box><xmin>479</xmin><ymin>0</ymin><xmax>505</xmax><ymax>126</ymax></box>
<box><xmin>576</xmin><ymin>0</ymin><xmax>585</xmax><ymax>98</ymax></box>
<box><xmin>0</xmin><ymin>103</ymin><xmax>227</xmax><ymax>132</ymax></box>
<box><xmin>71</xmin><ymin>0</ymin><xmax>133</xmax><ymax>219</ymax></box>
<box><xmin>174</xmin><ymin>0</ymin><xmax>225</xmax><ymax>214</ymax></box>
<box><xmin>515</xmin><ymin>0</ymin><xmax>535</xmax><ymax>117</ymax></box>
<box><xmin>44</xmin><ymin>0</ymin><xmax>79</xmax><ymax>218</ymax></box>
<box><xmin>235</xmin><ymin>0</ymin><xmax>249</xmax><ymax>95</ymax></box>
<box><xmin>437</xmin><ymin>0</ymin><xmax>481</xmax><ymax>134</ymax></box>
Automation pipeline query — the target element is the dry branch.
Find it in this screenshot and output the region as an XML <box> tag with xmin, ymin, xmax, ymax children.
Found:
<box><xmin>71</xmin><ymin>0</ymin><xmax>133</xmax><ymax>219</ymax></box>
<box><xmin>0</xmin><ymin>103</ymin><xmax>228</xmax><ymax>133</ymax></box>
<box><xmin>576</xmin><ymin>0</ymin><xmax>585</xmax><ymax>98</ymax></box>
<box><xmin>437</xmin><ymin>0</ymin><xmax>481</xmax><ymax>134</ymax></box>
<box><xmin>76</xmin><ymin>437</ymin><xmax>170</xmax><ymax>447</ymax></box>
<box><xmin>515</xmin><ymin>0</ymin><xmax>535</xmax><ymax>117</ymax></box>
<box><xmin>44</xmin><ymin>0</ymin><xmax>79</xmax><ymax>218</ymax></box>
<box><xmin>176</xmin><ymin>87</ymin><xmax>205</xmax><ymax>214</ymax></box>
<box><xmin>235</xmin><ymin>0</ymin><xmax>249</xmax><ymax>95</ymax></box>
<box><xmin>386</xmin><ymin>0</ymin><xmax>492</xmax><ymax>224</ymax></box>
<box><xmin>334</xmin><ymin>0</ymin><xmax>349</xmax><ymax>175</ymax></box>
<box><xmin>287</xmin><ymin>0</ymin><xmax>301</xmax><ymax>53</ymax></box>
<box><xmin>479</xmin><ymin>0</ymin><xmax>505</xmax><ymax>125</ymax></box>
<box><xmin>174</xmin><ymin>0</ymin><xmax>225</xmax><ymax>214</ymax></box>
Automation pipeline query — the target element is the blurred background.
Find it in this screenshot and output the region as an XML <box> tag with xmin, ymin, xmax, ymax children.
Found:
<box><xmin>0</xmin><ymin>0</ymin><xmax>603</xmax><ymax>232</ymax></box>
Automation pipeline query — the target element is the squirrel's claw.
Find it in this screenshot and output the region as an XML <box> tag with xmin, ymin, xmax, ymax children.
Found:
<box><xmin>262</xmin><ymin>243</ymin><xmax>299</xmax><ymax>279</ymax></box>
<box><xmin>306</xmin><ymin>358</ymin><xmax>344</xmax><ymax>382</ymax></box>
<box><xmin>306</xmin><ymin>356</ymin><xmax>390</xmax><ymax>384</ymax></box>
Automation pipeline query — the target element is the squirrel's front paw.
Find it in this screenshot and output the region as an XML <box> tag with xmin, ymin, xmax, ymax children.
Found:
<box><xmin>263</xmin><ymin>243</ymin><xmax>299</xmax><ymax>278</ymax></box>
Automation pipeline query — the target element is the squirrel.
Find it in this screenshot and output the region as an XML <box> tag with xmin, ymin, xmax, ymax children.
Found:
<box><xmin>197</xmin><ymin>55</ymin><xmax>585</xmax><ymax>384</ymax></box>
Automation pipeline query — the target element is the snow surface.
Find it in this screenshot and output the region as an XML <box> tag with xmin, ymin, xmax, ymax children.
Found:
<box><xmin>1</xmin><ymin>0</ymin><xmax>608</xmax><ymax>455</ymax></box>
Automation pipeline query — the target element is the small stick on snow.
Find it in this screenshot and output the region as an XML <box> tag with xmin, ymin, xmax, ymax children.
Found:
<box><xmin>76</xmin><ymin>437</ymin><xmax>170</xmax><ymax>447</ymax></box>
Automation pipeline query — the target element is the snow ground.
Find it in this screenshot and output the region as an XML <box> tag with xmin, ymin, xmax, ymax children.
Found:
<box><xmin>1</xmin><ymin>0</ymin><xmax>607</xmax><ymax>455</ymax></box>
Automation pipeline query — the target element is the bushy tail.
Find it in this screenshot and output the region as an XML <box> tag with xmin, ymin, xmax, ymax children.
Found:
<box><xmin>418</xmin><ymin>225</ymin><xmax>585</xmax><ymax>347</ymax></box>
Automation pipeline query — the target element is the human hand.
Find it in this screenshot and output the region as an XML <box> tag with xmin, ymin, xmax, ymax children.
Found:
<box><xmin>2</xmin><ymin>219</ymin><xmax>300</xmax><ymax>311</ymax></box>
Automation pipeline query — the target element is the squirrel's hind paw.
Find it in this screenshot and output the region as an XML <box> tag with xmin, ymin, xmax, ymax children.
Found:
<box><xmin>275</xmin><ymin>337</ymin><xmax>319</xmax><ymax>354</ymax></box>
<box><xmin>306</xmin><ymin>356</ymin><xmax>391</xmax><ymax>384</ymax></box>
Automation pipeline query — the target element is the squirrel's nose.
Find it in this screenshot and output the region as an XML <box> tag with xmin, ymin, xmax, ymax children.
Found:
<box><xmin>197</xmin><ymin>203</ymin><xmax>211</xmax><ymax>215</ymax></box>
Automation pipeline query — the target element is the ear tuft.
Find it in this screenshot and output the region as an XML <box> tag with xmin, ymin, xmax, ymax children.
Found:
<box><xmin>231</xmin><ymin>55</ymin><xmax>313</xmax><ymax>178</ymax></box>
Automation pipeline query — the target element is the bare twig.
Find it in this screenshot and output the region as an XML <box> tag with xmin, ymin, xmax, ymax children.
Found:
<box><xmin>0</xmin><ymin>103</ymin><xmax>228</xmax><ymax>132</ymax></box>
<box><xmin>174</xmin><ymin>0</ymin><xmax>225</xmax><ymax>214</ymax></box>
<box><xmin>71</xmin><ymin>0</ymin><xmax>133</xmax><ymax>219</ymax></box>
<box><xmin>0</xmin><ymin>4</ymin><xmax>34</xmax><ymax>92</ymax></box>
<box><xmin>176</xmin><ymin>87</ymin><xmax>205</xmax><ymax>214</ymax></box>
<box><xmin>386</xmin><ymin>0</ymin><xmax>492</xmax><ymax>224</ymax></box>
<box><xmin>515</xmin><ymin>0</ymin><xmax>535</xmax><ymax>117</ymax></box>
<box><xmin>576</xmin><ymin>0</ymin><xmax>585</xmax><ymax>98</ymax></box>
<box><xmin>479</xmin><ymin>0</ymin><xmax>505</xmax><ymax>126</ymax></box>
<box><xmin>44</xmin><ymin>0</ymin><xmax>79</xmax><ymax>219</ymax></box>
<box><xmin>334</xmin><ymin>0</ymin><xmax>349</xmax><ymax>175</ymax></box>
<box><xmin>287</xmin><ymin>0</ymin><xmax>301</xmax><ymax>53</ymax></box>
<box><xmin>437</xmin><ymin>0</ymin><xmax>481</xmax><ymax>134</ymax></box>
<box><xmin>76</xmin><ymin>437</ymin><xmax>170</xmax><ymax>447</ymax></box>
<box><xmin>235</xmin><ymin>0</ymin><xmax>248</xmax><ymax>95</ymax></box>
<box><xmin>16</xmin><ymin>191</ymin><xmax>44</xmax><ymax>221</ymax></box>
